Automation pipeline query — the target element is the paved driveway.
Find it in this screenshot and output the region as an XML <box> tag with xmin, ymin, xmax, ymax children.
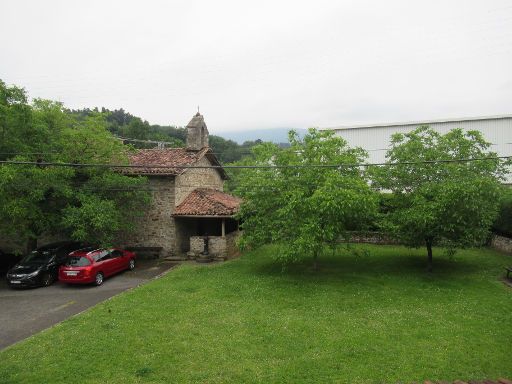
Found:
<box><xmin>0</xmin><ymin>259</ymin><xmax>177</xmax><ymax>350</ymax></box>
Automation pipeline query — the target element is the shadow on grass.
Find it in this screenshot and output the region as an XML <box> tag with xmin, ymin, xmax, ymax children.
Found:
<box><xmin>249</xmin><ymin>245</ymin><xmax>481</xmax><ymax>284</ymax></box>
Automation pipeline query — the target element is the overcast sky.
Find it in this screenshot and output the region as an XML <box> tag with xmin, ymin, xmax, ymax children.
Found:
<box><xmin>1</xmin><ymin>0</ymin><xmax>511</xmax><ymax>133</ymax></box>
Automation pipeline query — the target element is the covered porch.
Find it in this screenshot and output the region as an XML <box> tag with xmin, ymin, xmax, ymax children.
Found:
<box><xmin>172</xmin><ymin>188</ymin><xmax>242</xmax><ymax>261</ymax></box>
<box><xmin>174</xmin><ymin>216</ymin><xmax>239</xmax><ymax>260</ymax></box>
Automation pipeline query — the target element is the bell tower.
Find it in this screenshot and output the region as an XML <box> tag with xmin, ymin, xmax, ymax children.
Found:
<box><xmin>186</xmin><ymin>111</ymin><xmax>209</xmax><ymax>151</ymax></box>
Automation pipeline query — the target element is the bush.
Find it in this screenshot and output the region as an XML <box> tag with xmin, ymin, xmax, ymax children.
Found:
<box><xmin>492</xmin><ymin>188</ymin><xmax>512</xmax><ymax>238</ymax></box>
<box><xmin>378</xmin><ymin>193</ymin><xmax>397</xmax><ymax>214</ymax></box>
<box><xmin>367</xmin><ymin>193</ymin><xmax>397</xmax><ymax>231</ymax></box>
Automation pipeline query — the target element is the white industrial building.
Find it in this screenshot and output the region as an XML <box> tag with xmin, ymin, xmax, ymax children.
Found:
<box><xmin>324</xmin><ymin>115</ymin><xmax>512</xmax><ymax>183</ymax></box>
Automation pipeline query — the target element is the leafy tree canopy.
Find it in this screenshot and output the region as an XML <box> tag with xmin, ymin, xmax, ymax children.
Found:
<box><xmin>371</xmin><ymin>126</ymin><xmax>508</xmax><ymax>271</ymax></box>
<box><xmin>0</xmin><ymin>80</ymin><xmax>150</xmax><ymax>252</ymax></box>
<box><xmin>233</xmin><ymin>128</ymin><xmax>378</xmax><ymax>268</ymax></box>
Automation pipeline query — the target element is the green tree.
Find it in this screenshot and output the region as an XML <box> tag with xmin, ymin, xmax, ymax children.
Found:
<box><xmin>209</xmin><ymin>135</ymin><xmax>241</xmax><ymax>163</ymax></box>
<box><xmin>234</xmin><ymin>128</ymin><xmax>378</xmax><ymax>268</ymax></box>
<box><xmin>372</xmin><ymin>126</ymin><xmax>508</xmax><ymax>271</ymax></box>
<box><xmin>0</xmin><ymin>163</ymin><xmax>75</xmax><ymax>252</ymax></box>
<box><xmin>208</xmin><ymin>135</ymin><xmax>260</xmax><ymax>163</ymax></box>
<box><xmin>61</xmin><ymin>171</ymin><xmax>149</xmax><ymax>245</ymax></box>
<box><xmin>0</xmin><ymin>80</ymin><xmax>36</xmax><ymax>158</ymax></box>
<box><xmin>123</xmin><ymin>117</ymin><xmax>149</xmax><ymax>140</ymax></box>
<box><xmin>0</xmin><ymin>80</ymin><xmax>150</xmax><ymax>252</ymax></box>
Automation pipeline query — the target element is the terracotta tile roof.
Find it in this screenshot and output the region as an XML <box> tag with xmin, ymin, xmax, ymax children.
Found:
<box><xmin>173</xmin><ymin>188</ymin><xmax>242</xmax><ymax>217</ymax></box>
<box><xmin>123</xmin><ymin>147</ymin><xmax>210</xmax><ymax>176</ymax></box>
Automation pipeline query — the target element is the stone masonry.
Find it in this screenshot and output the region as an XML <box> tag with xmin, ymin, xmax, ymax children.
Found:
<box><xmin>189</xmin><ymin>231</ymin><xmax>240</xmax><ymax>260</ymax></box>
<box><xmin>186</xmin><ymin>111</ymin><xmax>209</xmax><ymax>150</ymax></box>
<box><xmin>119</xmin><ymin>177</ymin><xmax>176</xmax><ymax>256</ymax></box>
<box><xmin>491</xmin><ymin>234</ymin><xmax>512</xmax><ymax>254</ymax></box>
<box><xmin>175</xmin><ymin>156</ymin><xmax>223</xmax><ymax>206</ymax></box>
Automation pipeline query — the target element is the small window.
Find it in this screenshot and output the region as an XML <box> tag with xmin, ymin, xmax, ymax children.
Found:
<box><xmin>65</xmin><ymin>256</ymin><xmax>91</xmax><ymax>267</ymax></box>
<box><xmin>92</xmin><ymin>250</ymin><xmax>110</xmax><ymax>262</ymax></box>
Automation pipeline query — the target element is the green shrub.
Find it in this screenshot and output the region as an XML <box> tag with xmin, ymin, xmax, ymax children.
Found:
<box><xmin>378</xmin><ymin>192</ymin><xmax>397</xmax><ymax>214</ymax></box>
<box><xmin>368</xmin><ymin>193</ymin><xmax>397</xmax><ymax>231</ymax></box>
<box><xmin>492</xmin><ymin>188</ymin><xmax>512</xmax><ymax>237</ymax></box>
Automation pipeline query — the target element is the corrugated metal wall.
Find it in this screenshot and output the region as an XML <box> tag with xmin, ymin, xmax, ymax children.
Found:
<box><xmin>330</xmin><ymin>117</ymin><xmax>512</xmax><ymax>182</ymax></box>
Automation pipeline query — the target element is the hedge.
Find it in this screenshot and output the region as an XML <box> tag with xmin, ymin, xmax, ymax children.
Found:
<box><xmin>493</xmin><ymin>188</ymin><xmax>512</xmax><ymax>238</ymax></box>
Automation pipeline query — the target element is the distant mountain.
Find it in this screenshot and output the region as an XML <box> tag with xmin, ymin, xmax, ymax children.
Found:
<box><xmin>214</xmin><ymin>128</ymin><xmax>307</xmax><ymax>144</ymax></box>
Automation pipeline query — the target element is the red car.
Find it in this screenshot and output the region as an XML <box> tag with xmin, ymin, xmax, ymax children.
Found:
<box><xmin>59</xmin><ymin>248</ymin><xmax>136</xmax><ymax>286</ymax></box>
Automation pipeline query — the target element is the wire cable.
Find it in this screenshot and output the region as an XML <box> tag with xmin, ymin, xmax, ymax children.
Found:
<box><xmin>0</xmin><ymin>156</ymin><xmax>510</xmax><ymax>170</ymax></box>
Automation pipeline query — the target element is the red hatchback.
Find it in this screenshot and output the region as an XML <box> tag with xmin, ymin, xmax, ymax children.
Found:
<box><xmin>59</xmin><ymin>248</ymin><xmax>136</xmax><ymax>286</ymax></box>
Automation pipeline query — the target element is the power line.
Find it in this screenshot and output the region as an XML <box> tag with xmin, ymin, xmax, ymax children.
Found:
<box><xmin>0</xmin><ymin>156</ymin><xmax>510</xmax><ymax>170</ymax></box>
<box><xmin>3</xmin><ymin>143</ymin><xmax>510</xmax><ymax>158</ymax></box>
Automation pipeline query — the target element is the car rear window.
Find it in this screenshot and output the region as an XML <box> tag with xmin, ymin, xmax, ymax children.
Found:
<box><xmin>65</xmin><ymin>256</ymin><xmax>91</xmax><ymax>267</ymax></box>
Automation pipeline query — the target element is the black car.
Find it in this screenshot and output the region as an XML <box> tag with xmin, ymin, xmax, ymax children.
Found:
<box><xmin>6</xmin><ymin>241</ymin><xmax>88</xmax><ymax>288</ymax></box>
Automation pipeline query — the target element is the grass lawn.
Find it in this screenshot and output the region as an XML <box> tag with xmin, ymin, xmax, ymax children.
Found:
<box><xmin>0</xmin><ymin>244</ymin><xmax>511</xmax><ymax>383</ymax></box>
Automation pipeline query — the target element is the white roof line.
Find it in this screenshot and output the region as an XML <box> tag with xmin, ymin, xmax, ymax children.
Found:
<box><xmin>323</xmin><ymin>114</ymin><xmax>512</xmax><ymax>131</ymax></box>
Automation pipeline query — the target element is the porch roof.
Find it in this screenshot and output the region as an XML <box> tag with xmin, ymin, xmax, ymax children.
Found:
<box><xmin>173</xmin><ymin>188</ymin><xmax>242</xmax><ymax>217</ymax></box>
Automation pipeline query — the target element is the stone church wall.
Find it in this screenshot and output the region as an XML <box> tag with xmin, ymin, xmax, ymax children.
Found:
<box><xmin>119</xmin><ymin>177</ymin><xmax>176</xmax><ymax>257</ymax></box>
<box><xmin>174</xmin><ymin>156</ymin><xmax>224</xmax><ymax>206</ymax></box>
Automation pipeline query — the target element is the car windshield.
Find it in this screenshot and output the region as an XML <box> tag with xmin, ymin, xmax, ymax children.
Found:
<box><xmin>65</xmin><ymin>256</ymin><xmax>91</xmax><ymax>267</ymax></box>
<box><xmin>20</xmin><ymin>251</ymin><xmax>53</xmax><ymax>265</ymax></box>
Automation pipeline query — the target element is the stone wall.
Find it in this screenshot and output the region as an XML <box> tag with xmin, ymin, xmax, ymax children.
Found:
<box><xmin>118</xmin><ymin>177</ymin><xmax>176</xmax><ymax>257</ymax></box>
<box><xmin>174</xmin><ymin>156</ymin><xmax>224</xmax><ymax>206</ymax></box>
<box><xmin>189</xmin><ymin>236</ymin><xmax>203</xmax><ymax>254</ymax></box>
<box><xmin>491</xmin><ymin>234</ymin><xmax>512</xmax><ymax>254</ymax></box>
<box><xmin>340</xmin><ymin>231</ymin><xmax>399</xmax><ymax>245</ymax></box>
<box><xmin>190</xmin><ymin>231</ymin><xmax>240</xmax><ymax>260</ymax></box>
<box><xmin>190</xmin><ymin>235</ymin><xmax>227</xmax><ymax>258</ymax></box>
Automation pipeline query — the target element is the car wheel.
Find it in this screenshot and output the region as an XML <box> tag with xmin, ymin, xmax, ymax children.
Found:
<box><xmin>94</xmin><ymin>272</ymin><xmax>104</xmax><ymax>286</ymax></box>
<box><xmin>41</xmin><ymin>273</ymin><xmax>54</xmax><ymax>287</ymax></box>
<box><xmin>128</xmin><ymin>259</ymin><xmax>135</xmax><ymax>271</ymax></box>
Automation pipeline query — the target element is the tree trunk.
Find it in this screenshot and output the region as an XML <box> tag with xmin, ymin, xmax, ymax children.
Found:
<box><xmin>26</xmin><ymin>237</ymin><xmax>38</xmax><ymax>254</ymax></box>
<box><xmin>425</xmin><ymin>238</ymin><xmax>433</xmax><ymax>272</ymax></box>
<box><xmin>313</xmin><ymin>251</ymin><xmax>318</xmax><ymax>271</ymax></box>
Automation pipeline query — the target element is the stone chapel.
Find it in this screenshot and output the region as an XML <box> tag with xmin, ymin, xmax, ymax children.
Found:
<box><xmin>122</xmin><ymin>112</ymin><xmax>241</xmax><ymax>260</ymax></box>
